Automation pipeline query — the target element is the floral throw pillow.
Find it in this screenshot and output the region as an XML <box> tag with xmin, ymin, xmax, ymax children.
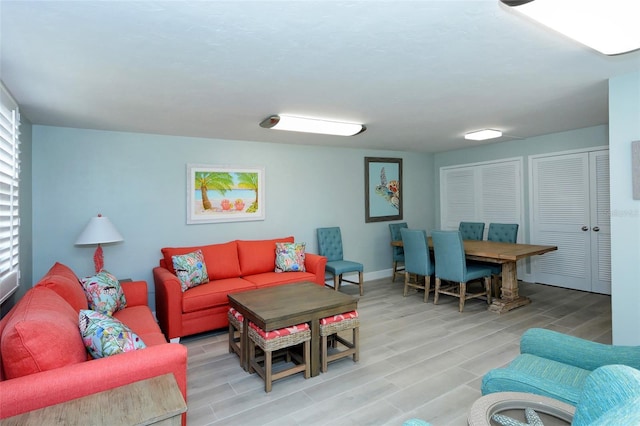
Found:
<box><xmin>79</xmin><ymin>310</ymin><xmax>146</xmax><ymax>358</ymax></box>
<box><xmin>81</xmin><ymin>270</ymin><xmax>126</xmax><ymax>316</ymax></box>
<box><xmin>172</xmin><ymin>249</ymin><xmax>209</xmax><ymax>292</ymax></box>
<box><xmin>275</xmin><ymin>242</ymin><xmax>306</xmax><ymax>272</ymax></box>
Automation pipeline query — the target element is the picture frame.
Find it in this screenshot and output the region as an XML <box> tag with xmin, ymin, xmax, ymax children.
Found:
<box><xmin>364</xmin><ymin>157</ymin><xmax>403</xmax><ymax>223</ymax></box>
<box><xmin>187</xmin><ymin>164</ymin><xmax>265</xmax><ymax>224</ymax></box>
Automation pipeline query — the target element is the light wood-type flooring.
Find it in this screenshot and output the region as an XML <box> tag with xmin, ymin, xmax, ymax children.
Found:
<box><xmin>183</xmin><ymin>277</ymin><xmax>612</xmax><ymax>426</ymax></box>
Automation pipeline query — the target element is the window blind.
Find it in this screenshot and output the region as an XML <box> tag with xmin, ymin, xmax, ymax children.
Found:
<box><xmin>0</xmin><ymin>82</ymin><xmax>20</xmax><ymax>304</ymax></box>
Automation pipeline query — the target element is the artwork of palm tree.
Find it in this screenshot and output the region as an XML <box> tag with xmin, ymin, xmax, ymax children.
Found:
<box><xmin>235</xmin><ymin>172</ymin><xmax>259</xmax><ymax>212</ymax></box>
<box><xmin>195</xmin><ymin>171</ymin><xmax>233</xmax><ymax>210</ymax></box>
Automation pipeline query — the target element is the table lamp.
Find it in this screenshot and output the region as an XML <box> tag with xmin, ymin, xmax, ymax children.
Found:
<box><xmin>75</xmin><ymin>214</ymin><xmax>124</xmax><ymax>273</ymax></box>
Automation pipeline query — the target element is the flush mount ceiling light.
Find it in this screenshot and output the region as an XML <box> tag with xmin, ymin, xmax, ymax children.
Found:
<box><xmin>259</xmin><ymin>115</ymin><xmax>366</xmax><ymax>136</ymax></box>
<box><xmin>500</xmin><ymin>0</ymin><xmax>640</xmax><ymax>55</ymax></box>
<box><xmin>464</xmin><ymin>129</ymin><xmax>503</xmax><ymax>141</ymax></box>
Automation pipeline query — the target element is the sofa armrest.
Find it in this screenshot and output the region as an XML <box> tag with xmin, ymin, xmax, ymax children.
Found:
<box><xmin>304</xmin><ymin>253</ymin><xmax>328</xmax><ymax>285</ymax></box>
<box><xmin>121</xmin><ymin>280</ymin><xmax>148</xmax><ymax>307</ymax></box>
<box><xmin>0</xmin><ymin>343</ymin><xmax>187</xmax><ymax>420</ymax></box>
<box><xmin>520</xmin><ymin>328</ymin><xmax>640</xmax><ymax>371</ymax></box>
<box><xmin>153</xmin><ymin>266</ymin><xmax>184</xmax><ymax>340</ymax></box>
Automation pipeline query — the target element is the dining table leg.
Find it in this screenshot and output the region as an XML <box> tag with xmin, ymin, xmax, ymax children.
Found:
<box><xmin>488</xmin><ymin>261</ymin><xmax>532</xmax><ymax>313</ymax></box>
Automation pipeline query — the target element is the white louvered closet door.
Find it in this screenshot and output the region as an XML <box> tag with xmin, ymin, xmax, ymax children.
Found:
<box><xmin>440</xmin><ymin>158</ymin><xmax>523</xmax><ymax>238</ymax></box>
<box><xmin>531</xmin><ymin>149</ymin><xmax>610</xmax><ymax>294</ymax></box>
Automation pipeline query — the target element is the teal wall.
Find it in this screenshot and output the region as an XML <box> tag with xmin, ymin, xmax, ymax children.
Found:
<box><xmin>31</xmin><ymin>126</ymin><xmax>434</xmax><ymax>310</ymax></box>
<box><xmin>609</xmin><ymin>71</ymin><xmax>640</xmax><ymax>346</ymax></box>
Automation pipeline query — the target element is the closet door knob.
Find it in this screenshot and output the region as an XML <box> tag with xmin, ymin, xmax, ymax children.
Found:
<box><xmin>581</xmin><ymin>226</ymin><xmax>589</xmax><ymax>231</ymax></box>
<box><xmin>592</xmin><ymin>226</ymin><xmax>600</xmax><ymax>232</ymax></box>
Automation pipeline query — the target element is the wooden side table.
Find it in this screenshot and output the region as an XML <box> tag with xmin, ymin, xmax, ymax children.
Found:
<box><xmin>3</xmin><ymin>374</ymin><xmax>186</xmax><ymax>425</ymax></box>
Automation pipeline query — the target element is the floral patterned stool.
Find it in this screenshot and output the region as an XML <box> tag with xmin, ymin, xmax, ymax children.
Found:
<box><xmin>247</xmin><ymin>321</ymin><xmax>311</xmax><ymax>392</ymax></box>
<box><xmin>320</xmin><ymin>310</ymin><xmax>360</xmax><ymax>373</ymax></box>
<box><xmin>227</xmin><ymin>307</ymin><xmax>243</xmax><ymax>357</ymax></box>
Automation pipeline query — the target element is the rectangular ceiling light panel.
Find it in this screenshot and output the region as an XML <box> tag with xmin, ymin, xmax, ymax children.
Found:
<box><xmin>502</xmin><ymin>0</ymin><xmax>640</xmax><ymax>55</ymax></box>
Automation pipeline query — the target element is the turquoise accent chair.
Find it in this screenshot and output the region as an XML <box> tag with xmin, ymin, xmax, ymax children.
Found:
<box><xmin>317</xmin><ymin>227</ymin><xmax>364</xmax><ymax>296</ymax></box>
<box><xmin>458</xmin><ymin>221</ymin><xmax>485</xmax><ymax>240</ymax></box>
<box><xmin>389</xmin><ymin>222</ymin><xmax>408</xmax><ymax>282</ymax></box>
<box><xmin>481</xmin><ymin>328</ymin><xmax>640</xmax><ymax>407</ymax></box>
<box><xmin>431</xmin><ymin>230</ymin><xmax>492</xmax><ymax>312</ymax></box>
<box><xmin>400</xmin><ymin>228</ymin><xmax>434</xmax><ymax>303</ymax></box>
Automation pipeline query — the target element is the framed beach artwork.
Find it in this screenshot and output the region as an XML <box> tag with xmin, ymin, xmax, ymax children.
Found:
<box><xmin>187</xmin><ymin>164</ymin><xmax>265</xmax><ymax>224</ymax></box>
<box><xmin>364</xmin><ymin>157</ymin><xmax>403</xmax><ymax>223</ymax></box>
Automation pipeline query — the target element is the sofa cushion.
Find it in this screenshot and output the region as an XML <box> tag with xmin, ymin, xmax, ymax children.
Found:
<box><xmin>79</xmin><ymin>310</ymin><xmax>146</xmax><ymax>358</ymax></box>
<box><xmin>275</xmin><ymin>242</ymin><xmax>306</xmax><ymax>272</ymax></box>
<box><xmin>237</xmin><ymin>236</ymin><xmax>294</xmax><ymax>276</ymax></box>
<box><xmin>181</xmin><ymin>278</ymin><xmax>255</xmax><ymax>313</ymax></box>
<box><xmin>172</xmin><ymin>249</ymin><xmax>209</xmax><ymax>292</ymax></box>
<box><xmin>243</xmin><ymin>271</ymin><xmax>316</xmax><ymax>288</ymax></box>
<box><xmin>35</xmin><ymin>262</ymin><xmax>87</xmax><ymax>311</ymax></box>
<box><xmin>1</xmin><ymin>287</ymin><xmax>87</xmax><ymax>379</ymax></box>
<box><xmin>113</xmin><ymin>305</ymin><xmax>164</xmax><ymax>338</ymax></box>
<box><xmin>81</xmin><ymin>270</ymin><xmax>127</xmax><ymax>316</ymax></box>
<box><xmin>161</xmin><ymin>241</ymin><xmax>241</xmax><ymax>280</ymax></box>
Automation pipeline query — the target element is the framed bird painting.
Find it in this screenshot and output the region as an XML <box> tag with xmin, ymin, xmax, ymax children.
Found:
<box><xmin>364</xmin><ymin>157</ymin><xmax>403</xmax><ymax>223</ymax></box>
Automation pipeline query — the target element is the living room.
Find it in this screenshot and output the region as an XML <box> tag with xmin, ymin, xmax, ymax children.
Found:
<box><xmin>1</xmin><ymin>1</ymin><xmax>639</xmax><ymax>424</ymax></box>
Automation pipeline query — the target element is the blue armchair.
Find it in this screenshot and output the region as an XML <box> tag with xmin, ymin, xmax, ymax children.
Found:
<box><xmin>481</xmin><ymin>328</ymin><xmax>640</xmax><ymax>406</ymax></box>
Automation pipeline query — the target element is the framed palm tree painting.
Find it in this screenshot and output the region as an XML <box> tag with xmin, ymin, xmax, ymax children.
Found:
<box><xmin>187</xmin><ymin>164</ymin><xmax>265</xmax><ymax>224</ymax></box>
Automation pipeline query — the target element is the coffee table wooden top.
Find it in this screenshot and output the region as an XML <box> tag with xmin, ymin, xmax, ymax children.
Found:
<box><xmin>228</xmin><ymin>281</ymin><xmax>358</xmax><ymax>331</ymax></box>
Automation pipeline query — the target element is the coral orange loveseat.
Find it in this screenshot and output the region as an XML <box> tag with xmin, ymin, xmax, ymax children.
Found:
<box><xmin>0</xmin><ymin>262</ymin><xmax>187</xmax><ymax>424</ymax></box>
<box><xmin>153</xmin><ymin>236</ymin><xmax>327</xmax><ymax>340</ymax></box>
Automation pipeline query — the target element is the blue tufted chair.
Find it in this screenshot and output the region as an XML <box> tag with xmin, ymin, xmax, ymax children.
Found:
<box><xmin>400</xmin><ymin>228</ymin><xmax>434</xmax><ymax>303</ymax></box>
<box><xmin>389</xmin><ymin>222</ymin><xmax>408</xmax><ymax>282</ymax></box>
<box><xmin>431</xmin><ymin>230</ymin><xmax>492</xmax><ymax>312</ymax></box>
<box><xmin>481</xmin><ymin>328</ymin><xmax>640</xmax><ymax>407</ymax></box>
<box><xmin>458</xmin><ymin>221</ymin><xmax>485</xmax><ymax>240</ymax></box>
<box><xmin>487</xmin><ymin>223</ymin><xmax>519</xmax><ymax>243</ymax></box>
<box><xmin>317</xmin><ymin>227</ymin><xmax>364</xmax><ymax>296</ymax></box>
<box><xmin>485</xmin><ymin>223</ymin><xmax>519</xmax><ymax>296</ymax></box>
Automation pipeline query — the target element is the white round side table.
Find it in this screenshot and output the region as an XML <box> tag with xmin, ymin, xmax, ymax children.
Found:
<box><xmin>467</xmin><ymin>392</ymin><xmax>576</xmax><ymax>426</ymax></box>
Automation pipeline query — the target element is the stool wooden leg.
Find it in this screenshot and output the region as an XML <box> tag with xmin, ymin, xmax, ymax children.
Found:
<box><xmin>303</xmin><ymin>340</ymin><xmax>310</xmax><ymax>379</ymax></box>
<box><xmin>353</xmin><ymin>327</ymin><xmax>360</xmax><ymax>362</ymax></box>
<box><xmin>358</xmin><ymin>271</ymin><xmax>364</xmax><ymax>296</ymax></box>
<box><xmin>334</xmin><ymin>275</ymin><xmax>340</xmax><ymax>291</ymax></box>
<box><xmin>265</xmin><ymin>350</ymin><xmax>273</xmax><ymax>393</ymax></box>
<box><xmin>321</xmin><ymin>335</ymin><xmax>328</xmax><ymax>373</ymax></box>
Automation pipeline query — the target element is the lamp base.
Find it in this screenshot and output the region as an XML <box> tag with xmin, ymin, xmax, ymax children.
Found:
<box><xmin>93</xmin><ymin>244</ymin><xmax>104</xmax><ymax>273</ymax></box>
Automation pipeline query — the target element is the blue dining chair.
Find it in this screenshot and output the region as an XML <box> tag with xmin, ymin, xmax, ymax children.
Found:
<box><xmin>317</xmin><ymin>227</ymin><xmax>364</xmax><ymax>296</ymax></box>
<box><xmin>400</xmin><ymin>228</ymin><xmax>434</xmax><ymax>303</ymax></box>
<box><xmin>485</xmin><ymin>223</ymin><xmax>519</xmax><ymax>296</ymax></box>
<box><xmin>389</xmin><ymin>222</ymin><xmax>408</xmax><ymax>282</ymax></box>
<box><xmin>431</xmin><ymin>230</ymin><xmax>492</xmax><ymax>312</ymax></box>
<box><xmin>458</xmin><ymin>222</ymin><xmax>485</xmax><ymax>240</ymax></box>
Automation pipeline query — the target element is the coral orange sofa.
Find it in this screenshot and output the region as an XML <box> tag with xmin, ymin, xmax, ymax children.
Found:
<box><xmin>0</xmin><ymin>262</ymin><xmax>187</xmax><ymax>424</ymax></box>
<box><xmin>153</xmin><ymin>236</ymin><xmax>327</xmax><ymax>340</ymax></box>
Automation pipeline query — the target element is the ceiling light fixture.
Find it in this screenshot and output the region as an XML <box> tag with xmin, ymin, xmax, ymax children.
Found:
<box><xmin>464</xmin><ymin>129</ymin><xmax>503</xmax><ymax>141</ymax></box>
<box><xmin>259</xmin><ymin>115</ymin><xmax>366</xmax><ymax>136</ymax></box>
<box><xmin>500</xmin><ymin>0</ymin><xmax>640</xmax><ymax>55</ymax></box>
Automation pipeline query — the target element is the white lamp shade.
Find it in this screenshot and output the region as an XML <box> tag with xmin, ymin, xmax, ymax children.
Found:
<box><xmin>75</xmin><ymin>215</ymin><xmax>124</xmax><ymax>245</ymax></box>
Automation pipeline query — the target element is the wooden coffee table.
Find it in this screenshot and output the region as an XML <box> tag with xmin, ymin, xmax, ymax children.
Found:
<box><xmin>228</xmin><ymin>281</ymin><xmax>358</xmax><ymax>377</ymax></box>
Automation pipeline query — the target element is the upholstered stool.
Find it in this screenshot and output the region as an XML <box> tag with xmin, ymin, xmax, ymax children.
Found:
<box><xmin>227</xmin><ymin>307</ymin><xmax>243</xmax><ymax>357</ymax></box>
<box><xmin>247</xmin><ymin>321</ymin><xmax>311</xmax><ymax>392</ymax></box>
<box><xmin>320</xmin><ymin>310</ymin><xmax>359</xmax><ymax>373</ymax></box>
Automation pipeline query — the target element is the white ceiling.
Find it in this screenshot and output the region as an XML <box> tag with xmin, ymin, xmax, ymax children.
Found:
<box><xmin>1</xmin><ymin>1</ymin><xmax>639</xmax><ymax>153</ymax></box>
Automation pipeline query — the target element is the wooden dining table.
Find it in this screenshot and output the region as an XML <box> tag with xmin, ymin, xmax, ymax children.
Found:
<box><xmin>391</xmin><ymin>238</ymin><xmax>558</xmax><ymax>313</ymax></box>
